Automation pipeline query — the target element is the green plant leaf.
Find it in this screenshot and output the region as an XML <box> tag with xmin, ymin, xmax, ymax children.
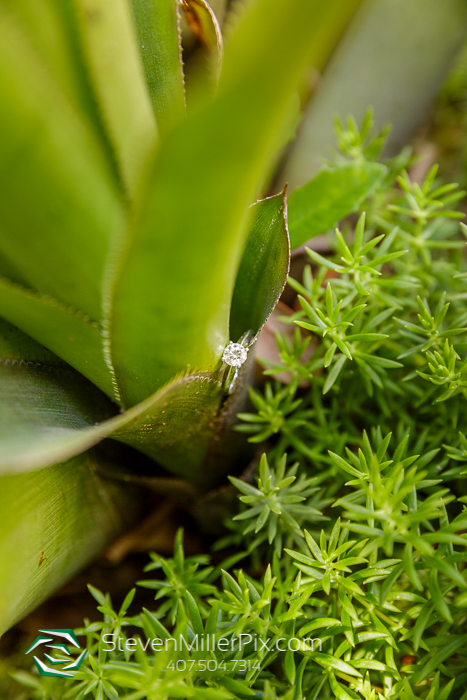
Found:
<box><xmin>0</xmin><ymin>356</ymin><xmax>117</xmax><ymax>475</ymax></box>
<box><xmin>0</xmin><ymin>345</ymin><xmax>225</xmax><ymax>484</ymax></box>
<box><xmin>129</xmin><ymin>0</ymin><xmax>186</xmax><ymax>135</ymax></box>
<box><xmin>110</xmin><ymin>0</ymin><xmax>362</xmax><ymax>408</ymax></box>
<box><xmin>0</xmin><ymin>314</ymin><xmax>253</xmax><ymax>484</ymax></box>
<box><xmin>74</xmin><ymin>0</ymin><xmax>158</xmax><ymax>196</ymax></box>
<box><xmin>413</xmin><ymin>634</ymin><xmax>467</xmax><ymax>683</ymax></box>
<box><xmin>0</xmin><ymin>9</ymin><xmax>123</xmax><ymax>321</ymax></box>
<box><xmin>287</xmin><ymin>162</ymin><xmax>387</xmax><ymax>249</ymax></box>
<box><xmin>312</xmin><ymin>652</ymin><xmax>362</xmax><ymax>678</ymax></box>
<box><xmin>324</xmin><ymin>354</ymin><xmax>348</xmax><ymax>394</ymax></box>
<box><xmin>230</xmin><ymin>190</ymin><xmax>290</xmax><ymax>341</ymax></box>
<box><xmin>0</xmin><ymin>447</ymin><xmax>142</xmax><ymax>635</ymax></box>
<box><xmin>0</xmin><ymin>317</ymin><xmax>64</xmax><ymax>366</ymax></box>
<box><xmin>422</xmin><ymin>554</ymin><xmax>467</xmax><ymax>589</ymax></box>
<box><xmin>110</xmin><ymin>371</ymin><xmax>224</xmax><ymax>483</ymax></box>
<box><xmin>0</xmin><ymin>277</ymin><xmax>115</xmax><ymax>398</ymax></box>
<box><xmin>181</xmin><ymin>0</ymin><xmax>223</xmax><ymax>82</ymax></box>
<box><xmin>0</xmin><ymin>0</ymin><xmax>107</xmax><ymax>141</ymax></box>
<box><xmin>328</xmin><ymin>672</ymin><xmax>358</xmax><ymax>700</ymax></box>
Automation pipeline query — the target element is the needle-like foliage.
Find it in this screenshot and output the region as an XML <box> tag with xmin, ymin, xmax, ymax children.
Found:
<box><xmin>12</xmin><ymin>114</ymin><xmax>467</xmax><ymax>700</ymax></box>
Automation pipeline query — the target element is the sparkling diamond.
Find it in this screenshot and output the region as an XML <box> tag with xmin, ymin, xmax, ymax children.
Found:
<box><xmin>222</xmin><ymin>342</ymin><xmax>248</xmax><ymax>368</ymax></box>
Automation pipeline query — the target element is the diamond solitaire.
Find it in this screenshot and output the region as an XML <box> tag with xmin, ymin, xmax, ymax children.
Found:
<box><xmin>222</xmin><ymin>342</ymin><xmax>248</xmax><ymax>368</ymax></box>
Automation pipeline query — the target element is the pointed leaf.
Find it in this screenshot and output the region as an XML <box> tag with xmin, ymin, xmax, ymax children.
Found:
<box><xmin>413</xmin><ymin>634</ymin><xmax>467</xmax><ymax>683</ymax></box>
<box><xmin>129</xmin><ymin>0</ymin><xmax>186</xmax><ymax>134</ymax></box>
<box><xmin>0</xmin><ymin>344</ymin><xmax>224</xmax><ymax>484</ymax></box>
<box><xmin>323</xmin><ymin>354</ymin><xmax>348</xmax><ymax>394</ymax></box>
<box><xmin>328</xmin><ymin>674</ymin><xmax>356</xmax><ymax>700</ymax></box>
<box><xmin>313</xmin><ymin>653</ymin><xmax>362</xmax><ymax>678</ymax></box>
<box><xmin>109</xmin><ymin>0</ymin><xmax>364</xmax><ymax>407</ymax></box>
<box><xmin>0</xmin><ymin>315</ymin><xmax>248</xmax><ymax>484</ymax></box>
<box><xmin>181</xmin><ymin>0</ymin><xmax>223</xmax><ymax>82</ymax></box>
<box><xmin>288</xmin><ymin>162</ymin><xmax>387</xmax><ymax>249</ymax></box>
<box><xmin>230</xmin><ymin>190</ymin><xmax>290</xmax><ymax>341</ymax></box>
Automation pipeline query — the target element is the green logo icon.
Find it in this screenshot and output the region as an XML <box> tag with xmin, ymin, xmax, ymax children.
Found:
<box><xmin>25</xmin><ymin>629</ymin><xmax>87</xmax><ymax>677</ymax></box>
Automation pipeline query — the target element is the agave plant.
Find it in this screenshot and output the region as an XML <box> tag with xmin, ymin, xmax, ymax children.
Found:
<box><xmin>0</xmin><ymin>0</ymin><xmax>395</xmax><ymax>635</ymax></box>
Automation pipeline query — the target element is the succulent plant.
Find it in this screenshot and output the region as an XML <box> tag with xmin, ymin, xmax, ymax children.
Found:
<box><xmin>0</xmin><ymin>0</ymin><xmax>373</xmax><ymax>633</ymax></box>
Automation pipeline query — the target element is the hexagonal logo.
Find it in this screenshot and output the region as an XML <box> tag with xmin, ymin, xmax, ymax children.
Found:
<box><xmin>25</xmin><ymin>629</ymin><xmax>87</xmax><ymax>677</ymax></box>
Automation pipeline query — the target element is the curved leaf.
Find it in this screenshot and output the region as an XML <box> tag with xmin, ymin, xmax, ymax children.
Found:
<box><xmin>328</xmin><ymin>673</ymin><xmax>356</xmax><ymax>700</ymax></box>
<box><xmin>0</xmin><ymin>358</ymin><xmax>117</xmax><ymax>475</ymax></box>
<box><xmin>0</xmin><ymin>317</ymin><xmax>64</xmax><ymax>366</ymax></box>
<box><xmin>74</xmin><ymin>0</ymin><xmax>158</xmax><ymax>195</ymax></box>
<box><xmin>230</xmin><ymin>189</ymin><xmax>290</xmax><ymax>341</ymax></box>
<box><xmin>181</xmin><ymin>0</ymin><xmax>223</xmax><ymax>81</ymax></box>
<box><xmin>288</xmin><ymin>162</ymin><xmax>387</xmax><ymax>249</ymax></box>
<box><xmin>0</xmin><ymin>277</ymin><xmax>115</xmax><ymax>399</ymax></box>
<box><xmin>110</xmin><ymin>0</ymin><xmax>359</xmax><ymax>408</ymax></box>
<box><xmin>110</xmin><ymin>371</ymin><xmax>223</xmax><ymax>484</ymax></box>
<box><xmin>0</xmin><ymin>447</ymin><xmax>142</xmax><ymax>634</ymax></box>
<box><xmin>0</xmin><ymin>346</ymin><xmax>225</xmax><ymax>483</ymax></box>
<box><xmin>129</xmin><ymin>0</ymin><xmax>186</xmax><ymax>134</ymax></box>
